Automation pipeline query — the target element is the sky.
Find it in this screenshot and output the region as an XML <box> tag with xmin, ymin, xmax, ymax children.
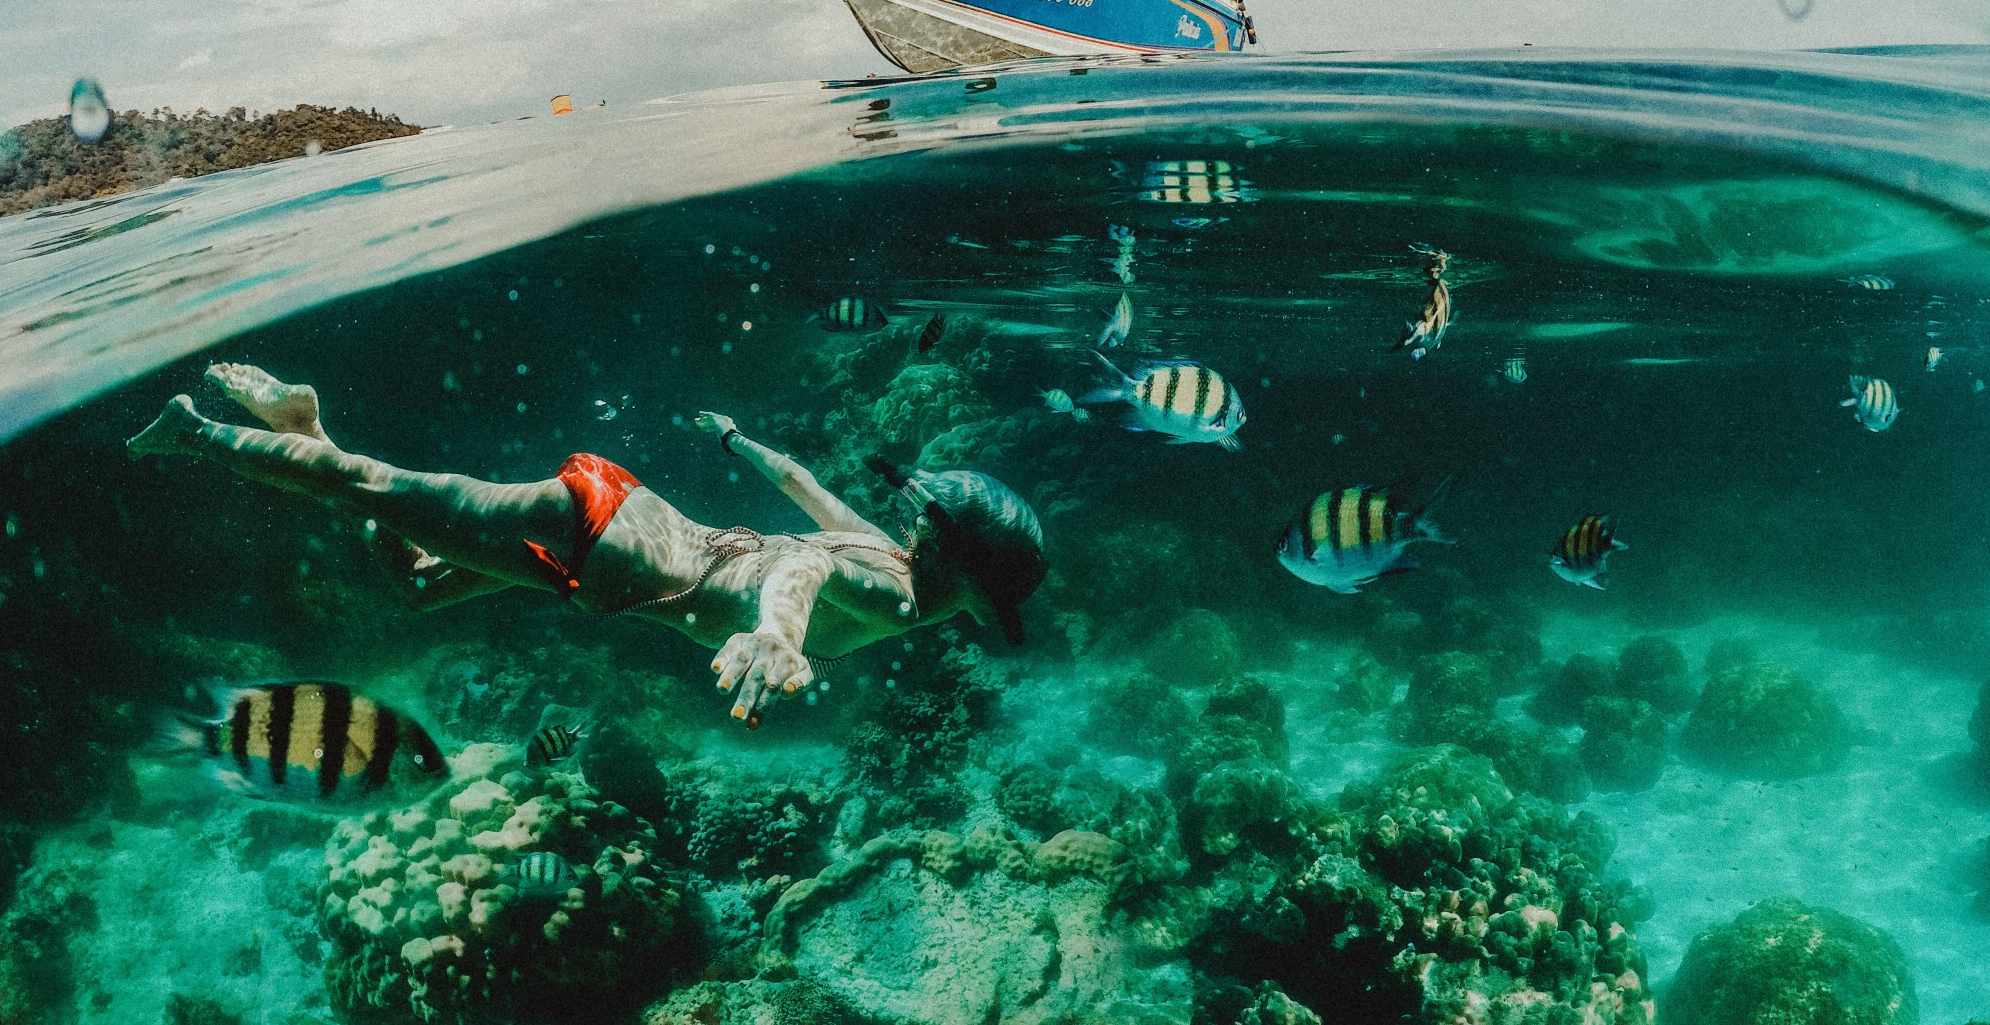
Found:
<box><xmin>4</xmin><ymin>0</ymin><xmax>1985</xmax><ymax>129</ymax></box>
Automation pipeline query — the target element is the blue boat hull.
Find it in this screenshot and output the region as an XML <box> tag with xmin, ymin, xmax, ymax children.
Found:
<box><xmin>844</xmin><ymin>0</ymin><xmax>1248</xmax><ymax>74</ymax></box>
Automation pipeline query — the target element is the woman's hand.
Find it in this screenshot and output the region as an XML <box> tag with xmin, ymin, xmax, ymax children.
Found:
<box><xmin>694</xmin><ymin>411</ymin><xmax>737</xmax><ymax>436</ymax></box>
<box><xmin>712</xmin><ymin>629</ymin><xmax>812</xmax><ymax>729</ymax></box>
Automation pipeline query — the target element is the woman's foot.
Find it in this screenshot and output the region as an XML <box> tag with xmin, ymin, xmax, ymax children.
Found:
<box><xmin>206</xmin><ymin>363</ymin><xmax>324</xmax><ymax>439</ymax></box>
<box><xmin>126</xmin><ymin>395</ymin><xmax>206</xmax><ymax>458</ymax></box>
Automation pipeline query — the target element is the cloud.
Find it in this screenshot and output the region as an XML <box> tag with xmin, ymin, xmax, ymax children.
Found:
<box><xmin>176</xmin><ymin>49</ymin><xmax>214</xmax><ymax>70</ymax></box>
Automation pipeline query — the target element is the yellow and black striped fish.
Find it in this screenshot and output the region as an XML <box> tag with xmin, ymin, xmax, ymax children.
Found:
<box><xmin>1549</xmin><ymin>514</ymin><xmax>1629</xmax><ymax>590</ymax></box>
<box><xmin>506</xmin><ymin>851</ymin><xmax>579</xmax><ymax>900</ymax></box>
<box><xmin>173</xmin><ymin>682</ymin><xmax>448</xmax><ymax>804</ymax></box>
<box><xmin>525</xmin><ymin>722</ymin><xmax>586</xmax><ymax>767</ymax></box>
<box><xmin>1841</xmin><ymin>375</ymin><xmax>1900</xmax><ymax>432</ymax></box>
<box><xmin>1276</xmin><ymin>485</ymin><xmax>1449</xmax><ymax>594</ymax></box>
<box><xmin>820</xmin><ymin>296</ymin><xmax>890</xmax><ymax>332</ymax></box>
<box><xmin>1083</xmin><ymin>351</ymin><xmax>1245</xmax><ymax>451</ymax></box>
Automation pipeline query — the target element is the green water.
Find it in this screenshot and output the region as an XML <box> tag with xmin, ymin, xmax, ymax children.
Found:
<box><xmin>2</xmin><ymin>49</ymin><xmax>1989</xmax><ymax>1025</ymax></box>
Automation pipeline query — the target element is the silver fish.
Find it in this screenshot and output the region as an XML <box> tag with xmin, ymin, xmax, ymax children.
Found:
<box><xmin>1841</xmin><ymin>274</ymin><xmax>1895</xmax><ymax>291</ymax></box>
<box><xmin>1041</xmin><ymin>388</ymin><xmax>1075</xmax><ymax>413</ymax></box>
<box><xmin>1098</xmin><ymin>292</ymin><xmax>1133</xmax><ymax>348</ymax></box>
<box><xmin>1926</xmin><ymin>347</ymin><xmax>1944</xmax><ymax>372</ymax></box>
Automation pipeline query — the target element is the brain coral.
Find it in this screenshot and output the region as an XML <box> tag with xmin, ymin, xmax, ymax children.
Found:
<box><xmin>1663</xmin><ymin>897</ymin><xmax>1918</xmax><ymax>1025</ymax></box>
<box><xmin>318</xmin><ymin>744</ymin><xmax>696</xmax><ymax>1024</ymax></box>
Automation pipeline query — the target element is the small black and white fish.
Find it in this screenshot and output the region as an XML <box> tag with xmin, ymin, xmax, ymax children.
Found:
<box><xmin>160</xmin><ymin>682</ymin><xmax>449</xmax><ymax>807</ymax></box>
<box><xmin>1841</xmin><ymin>274</ymin><xmax>1895</xmax><ymax>291</ymax></box>
<box><xmin>504</xmin><ymin>852</ymin><xmax>579</xmax><ymax>901</ymax></box>
<box><xmin>1841</xmin><ymin>375</ymin><xmax>1900</xmax><ymax>432</ymax></box>
<box><xmin>820</xmin><ymin>296</ymin><xmax>890</xmax><ymax>332</ymax></box>
<box><xmin>525</xmin><ymin>722</ymin><xmax>587</xmax><ymax>767</ymax></box>
<box><xmin>1098</xmin><ymin>293</ymin><xmax>1133</xmax><ymax>348</ymax></box>
<box><xmin>1276</xmin><ymin>485</ymin><xmax>1451</xmax><ymax>594</ymax></box>
<box><xmin>916</xmin><ymin>314</ymin><xmax>947</xmax><ymax>354</ymax></box>
<box><xmin>1080</xmin><ymin>351</ymin><xmax>1245</xmax><ymax>451</ymax></box>
<box><xmin>1549</xmin><ymin>515</ymin><xmax>1629</xmax><ymax>590</ymax></box>
<box><xmin>1501</xmin><ymin>357</ymin><xmax>1528</xmax><ymax>384</ymax></box>
<box><xmin>1041</xmin><ymin>388</ymin><xmax>1076</xmax><ymax>414</ymax></box>
<box><xmin>1925</xmin><ymin>347</ymin><xmax>1944</xmax><ymax>372</ymax></box>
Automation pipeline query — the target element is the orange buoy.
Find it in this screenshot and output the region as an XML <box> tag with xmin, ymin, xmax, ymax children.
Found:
<box><xmin>550</xmin><ymin>94</ymin><xmax>574</xmax><ymax>117</ymax></box>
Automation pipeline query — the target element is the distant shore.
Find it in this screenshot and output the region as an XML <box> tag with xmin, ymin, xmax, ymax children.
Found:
<box><xmin>0</xmin><ymin>104</ymin><xmax>421</xmax><ymax>217</ymax></box>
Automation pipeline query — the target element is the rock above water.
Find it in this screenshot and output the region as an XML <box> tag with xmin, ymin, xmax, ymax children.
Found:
<box><xmin>1663</xmin><ymin>897</ymin><xmax>1918</xmax><ymax>1025</ymax></box>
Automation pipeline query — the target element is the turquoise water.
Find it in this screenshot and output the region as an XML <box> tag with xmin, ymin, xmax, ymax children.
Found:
<box><xmin>3</xmin><ymin>49</ymin><xmax>1990</xmax><ymax>1025</ymax></box>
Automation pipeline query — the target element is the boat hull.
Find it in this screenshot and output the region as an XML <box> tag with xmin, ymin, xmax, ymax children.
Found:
<box><xmin>844</xmin><ymin>0</ymin><xmax>1246</xmax><ymax>74</ymax></box>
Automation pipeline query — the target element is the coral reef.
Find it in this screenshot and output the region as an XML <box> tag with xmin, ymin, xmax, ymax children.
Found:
<box><xmin>1393</xmin><ymin>652</ymin><xmax>1496</xmax><ymax>743</ymax></box>
<box><xmin>1682</xmin><ymin>661</ymin><xmax>1852</xmax><ymax>779</ymax></box>
<box><xmin>1175</xmin><ymin>746</ymin><xmax>1651</xmax><ymax>1024</ymax></box>
<box><xmin>1085</xmin><ymin>670</ymin><xmax>1194</xmax><ymax>760</ymax></box>
<box><xmin>1143</xmin><ymin>607</ymin><xmax>1245</xmax><ymax>688</ymax></box>
<box><xmin>1167</xmin><ymin>676</ymin><xmax>1290</xmax><ymax>799</ymax></box>
<box><xmin>1580</xmin><ymin>697</ymin><xmax>1668</xmax><ymax>791</ymax></box>
<box><xmin>754</xmin><ymin>827</ymin><xmax>1190</xmax><ymax>1025</ymax></box>
<box><xmin>0</xmin><ymin>864</ymin><xmax>96</xmax><ymax>1025</ymax></box>
<box><xmin>845</xmin><ymin>643</ymin><xmax>1007</xmax><ymax>829</ymax></box>
<box><xmin>1663</xmin><ymin>897</ymin><xmax>1918</xmax><ymax>1025</ymax></box>
<box><xmin>1613</xmin><ymin>635</ymin><xmax>1696</xmax><ymax>712</ymax></box>
<box><xmin>162</xmin><ymin>993</ymin><xmax>244</xmax><ymax>1025</ymax></box>
<box><xmin>317</xmin><ymin>745</ymin><xmax>696</xmax><ymax>1025</ymax></box>
<box><xmin>1392</xmin><ymin>653</ymin><xmax>1590</xmax><ymax>802</ymax></box>
<box><xmin>1530</xmin><ymin>653</ymin><xmax>1613</xmax><ymax>726</ymax></box>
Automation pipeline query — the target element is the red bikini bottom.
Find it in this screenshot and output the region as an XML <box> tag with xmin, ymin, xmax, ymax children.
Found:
<box><xmin>524</xmin><ymin>453</ymin><xmax>642</xmax><ymax>596</ymax></box>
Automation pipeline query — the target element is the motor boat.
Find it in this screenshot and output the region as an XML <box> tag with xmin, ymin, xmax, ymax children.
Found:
<box><xmin>842</xmin><ymin>0</ymin><xmax>1256</xmax><ymax>74</ymax></box>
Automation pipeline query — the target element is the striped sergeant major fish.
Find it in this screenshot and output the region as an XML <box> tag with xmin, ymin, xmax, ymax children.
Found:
<box><xmin>1841</xmin><ymin>274</ymin><xmax>1895</xmax><ymax>291</ymax></box>
<box><xmin>1139</xmin><ymin>160</ymin><xmax>1246</xmax><ymax>204</ymax></box>
<box><xmin>525</xmin><ymin>721</ymin><xmax>588</xmax><ymax>767</ymax></box>
<box><xmin>1276</xmin><ymin>484</ymin><xmax>1451</xmax><ymax>594</ymax></box>
<box><xmin>1842</xmin><ymin>375</ymin><xmax>1900</xmax><ymax>432</ymax></box>
<box><xmin>1501</xmin><ymin>357</ymin><xmax>1528</xmax><ymax>385</ymax></box>
<box><xmin>1549</xmin><ymin>514</ymin><xmax>1629</xmax><ymax>590</ymax></box>
<box><xmin>1080</xmin><ymin>351</ymin><xmax>1245</xmax><ymax>451</ymax></box>
<box><xmin>1397</xmin><ymin>244</ymin><xmax>1454</xmax><ymax>360</ymax></box>
<box><xmin>916</xmin><ymin>314</ymin><xmax>947</xmax><ymax>354</ymax></box>
<box><xmin>162</xmin><ymin>682</ymin><xmax>448</xmax><ymax>806</ymax></box>
<box><xmin>503</xmin><ymin>851</ymin><xmax>579</xmax><ymax>901</ymax></box>
<box><xmin>819</xmin><ymin>296</ymin><xmax>890</xmax><ymax>332</ymax></box>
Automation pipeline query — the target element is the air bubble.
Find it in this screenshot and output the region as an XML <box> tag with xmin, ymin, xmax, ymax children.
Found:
<box><xmin>749</xmin><ymin>283</ymin><xmax>761</xmax><ymax>294</ymax></box>
<box><xmin>740</xmin><ymin>321</ymin><xmax>752</xmax><ymax>332</ymax></box>
<box><xmin>515</xmin><ymin>363</ymin><xmax>530</xmax><ymax>375</ymax></box>
<box><xmin>472</xmin><ymin>329</ymin><xmax>484</xmax><ymax>342</ymax></box>
<box><xmin>890</xmin><ymin>661</ymin><xmax>902</xmax><ymax>671</ymax></box>
<box><xmin>897</xmin><ymin>601</ymin><xmax>913</xmax><ymax>616</ymax></box>
<box><xmin>507</xmin><ymin>289</ymin><xmax>520</xmax><ymax>302</ymax></box>
<box><xmin>727</xmin><ymin>470</ymin><xmax>740</xmax><ymax>483</ymax></box>
<box><xmin>670</xmin><ymin>414</ymin><xmax>685</xmax><ymax>427</ymax></box>
<box><xmin>805</xmin><ymin>692</ymin><xmax>819</xmax><ymax>706</ymax></box>
<box><xmin>884</xmin><ymin>678</ymin><xmax>896</xmax><ymax>689</ymax></box>
<box><xmin>3</xmin><ymin>514</ymin><xmax>17</xmax><ymax>539</ymax></box>
<box><xmin>685</xmin><ymin>612</ymin><xmax>697</xmax><ymax>625</ymax></box>
<box><xmin>703</xmin><ymin>244</ymin><xmax>716</xmax><ymax>255</ymax></box>
<box><xmin>515</xmin><ymin>402</ymin><xmax>529</xmax><ymax>414</ymax></box>
<box><xmin>721</xmin><ymin>342</ymin><xmax>734</xmax><ymax>355</ymax></box>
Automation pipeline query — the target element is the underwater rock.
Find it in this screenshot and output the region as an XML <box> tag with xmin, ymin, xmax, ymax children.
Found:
<box><xmin>1613</xmin><ymin>635</ymin><xmax>1696</xmax><ymax>713</ymax></box>
<box><xmin>1529</xmin><ymin>653</ymin><xmax>1613</xmax><ymax>726</ymax></box>
<box><xmin>317</xmin><ymin>744</ymin><xmax>696</xmax><ymax>1025</ymax></box>
<box><xmin>1663</xmin><ymin>897</ymin><xmax>1918</xmax><ymax>1025</ymax></box>
<box><xmin>1335</xmin><ymin>653</ymin><xmax>1397</xmax><ymax>714</ymax></box>
<box><xmin>758</xmin><ymin>828</ymin><xmax>1190</xmax><ymax>1025</ymax></box>
<box><xmin>1682</xmin><ymin>661</ymin><xmax>1852</xmax><ymax>779</ymax></box>
<box><xmin>1580</xmin><ymin>697</ymin><xmax>1668</xmax><ymax>791</ymax></box>
<box><xmin>1085</xmin><ymin>670</ymin><xmax>1194</xmax><ymax>760</ymax></box>
<box><xmin>1143</xmin><ymin>607</ymin><xmax>1245</xmax><ymax>688</ymax></box>
<box><xmin>1703</xmin><ymin>637</ymin><xmax>1758</xmax><ymax>680</ymax></box>
<box><xmin>162</xmin><ymin>993</ymin><xmax>244</xmax><ymax>1025</ymax></box>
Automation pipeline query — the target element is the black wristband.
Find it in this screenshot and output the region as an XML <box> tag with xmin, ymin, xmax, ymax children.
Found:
<box><xmin>719</xmin><ymin>429</ymin><xmax>742</xmax><ymax>456</ymax></box>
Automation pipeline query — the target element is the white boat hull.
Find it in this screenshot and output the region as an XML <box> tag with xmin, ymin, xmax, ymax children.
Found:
<box><xmin>844</xmin><ymin>0</ymin><xmax>1208</xmax><ymax>74</ymax></box>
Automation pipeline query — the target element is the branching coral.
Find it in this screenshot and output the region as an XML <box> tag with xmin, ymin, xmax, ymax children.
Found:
<box><xmin>317</xmin><ymin>746</ymin><xmax>696</xmax><ymax>1024</ymax></box>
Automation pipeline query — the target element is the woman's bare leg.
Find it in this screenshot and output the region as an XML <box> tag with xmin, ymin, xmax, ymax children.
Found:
<box><xmin>129</xmin><ymin>393</ymin><xmax>569</xmax><ymax>592</ymax></box>
<box><xmin>202</xmin><ymin>363</ymin><xmax>513</xmax><ymax>608</ymax></box>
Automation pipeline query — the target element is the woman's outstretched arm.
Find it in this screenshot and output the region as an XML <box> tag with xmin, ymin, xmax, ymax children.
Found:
<box><xmin>692</xmin><ymin>412</ymin><xmax>891</xmax><ymax>539</ymax></box>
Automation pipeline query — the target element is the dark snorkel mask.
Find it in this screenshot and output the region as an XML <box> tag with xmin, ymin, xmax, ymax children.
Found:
<box><xmin>865</xmin><ymin>455</ymin><xmax>1045</xmax><ymax>646</ymax></box>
